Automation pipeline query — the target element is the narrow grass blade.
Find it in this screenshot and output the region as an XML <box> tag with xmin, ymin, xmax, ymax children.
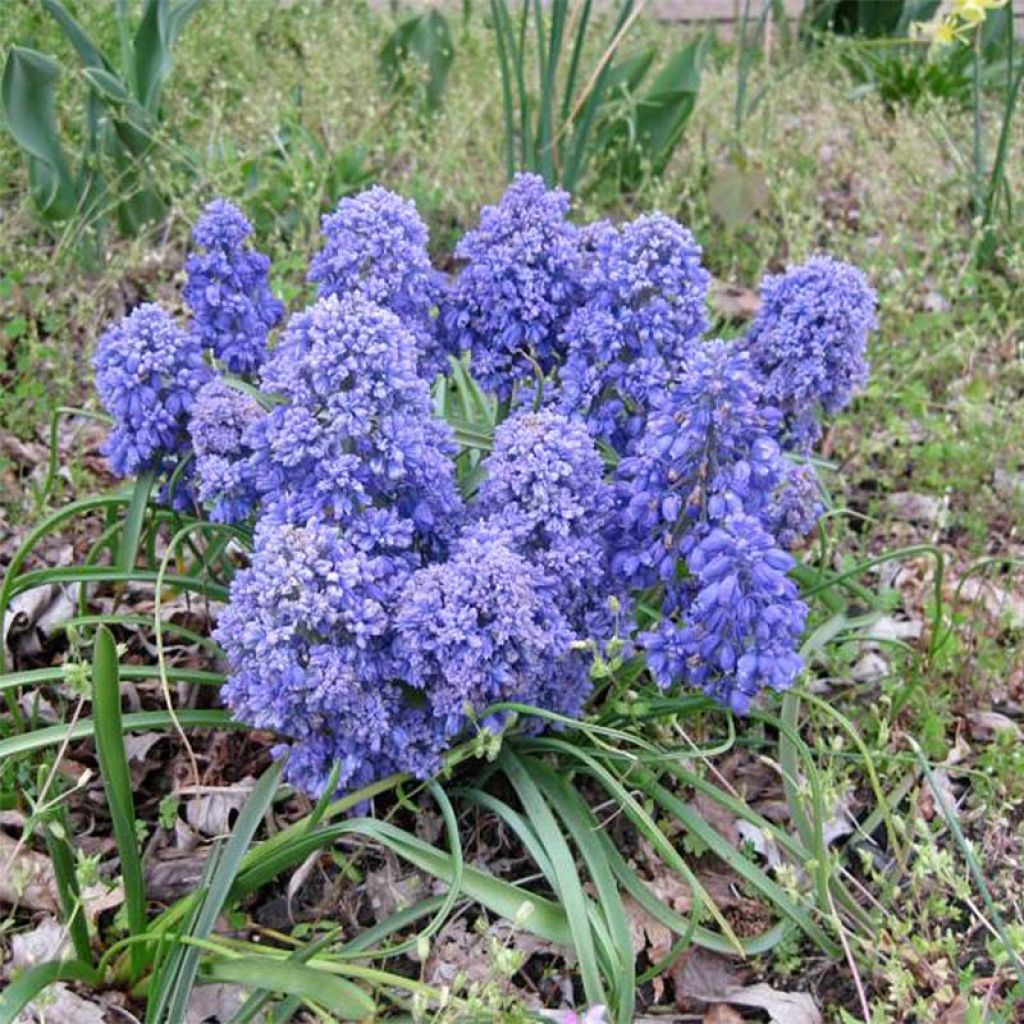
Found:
<box><xmin>502</xmin><ymin>750</ymin><xmax>606</xmax><ymax>1007</ymax></box>
<box><xmin>525</xmin><ymin>735</ymin><xmax>743</xmax><ymax>952</ymax></box>
<box><xmin>490</xmin><ymin>0</ymin><xmax>517</xmax><ymax>178</ymax></box>
<box><xmin>561</xmin><ymin>0</ymin><xmax>593</xmax><ymax>125</ymax></box>
<box><xmin>201</xmin><ymin>957</ymin><xmax>374</xmax><ymax>1020</ymax></box>
<box><xmin>0</xmin><ymin>492</ymin><xmax>132</xmax><ymax>673</ymax></box>
<box><xmin>44</xmin><ymin>811</ymin><xmax>92</xmax><ymax>963</ymax></box>
<box><xmin>912</xmin><ymin>740</ymin><xmax>1024</xmax><ymax>987</ymax></box>
<box><xmin>644</xmin><ymin>775</ymin><xmax>839</xmax><ymax>956</ymax></box>
<box><xmin>6</xmin><ymin>567</ymin><xmax>230</xmax><ymax>604</ymax></box>
<box><xmin>152</xmin><ymin>758</ymin><xmax>285</xmax><ymax>1024</ymax></box>
<box><xmin>1</xmin><ymin>665</ymin><xmax>224</xmax><ymax>694</ymax></box>
<box><xmin>117</xmin><ymin>467</ymin><xmax>156</xmax><ymax>572</ymax></box>
<box><xmin>521</xmin><ymin>755</ymin><xmax>635</xmax><ymax>1024</ymax></box>
<box><xmin>93</xmin><ymin>625</ymin><xmax>147</xmax><ymax>978</ymax></box>
<box><xmin>0</xmin><ymin>709</ymin><xmax>240</xmax><ymax>759</ymax></box>
<box><xmin>0</xmin><ymin>959</ymin><xmax>100</xmax><ymax>1024</ymax></box>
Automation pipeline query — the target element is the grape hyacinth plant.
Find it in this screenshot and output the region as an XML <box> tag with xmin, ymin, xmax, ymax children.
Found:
<box><xmin>90</xmin><ymin>174</ymin><xmax>877</xmax><ymax>800</ymax></box>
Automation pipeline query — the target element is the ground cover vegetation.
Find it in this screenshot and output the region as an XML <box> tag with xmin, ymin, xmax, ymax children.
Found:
<box><xmin>0</xmin><ymin>2</ymin><xmax>1022</xmax><ymax>1022</ymax></box>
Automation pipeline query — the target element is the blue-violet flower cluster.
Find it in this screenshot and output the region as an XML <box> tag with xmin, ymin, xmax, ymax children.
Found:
<box><xmin>309</xmin><ymin>186</ymin><xmax>449</xmax><ymax>378</ymax></box>
<box><xmin>744</xmin><ymin>255</ymin><xmax>877</xmax><ymax>448</ymax></box>
<box><xmin>93</xmin><ymin>180</ymin><xmax>876</xmax><ymax>798</ymax></box>
<box><xmin>441</xmin><ymin>173</ymin><xmax>582</xmax><ymax>400</ymax></box>
<box><xmin>184</xmin><ymin>199</ymin><xmax>284</xmax><ymax>374</ymax></box>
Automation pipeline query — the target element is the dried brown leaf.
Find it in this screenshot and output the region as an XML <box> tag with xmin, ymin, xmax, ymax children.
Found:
<box><xmin>672</xmin><ymin>949</ymin><xmax>822</xmax><ymax>1023</ymax></box>
<box><xmin>0</xmin><ymin>833</ymin><xmax>59</xmax><ymax>912</ymax></box>
<box><xmin>704</xmin><ymin>1004</ymin><xmax>746</xmax><ymax>1024</ymax></box>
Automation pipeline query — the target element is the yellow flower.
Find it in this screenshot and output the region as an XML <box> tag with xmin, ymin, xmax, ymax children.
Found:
<box><xmin>951</xmin><ymin>0</ymin><xmax>1008</xmax><ymax>24</ymax></box>
<box><xmin>933</xmin><ymin>19</ymin><xmax>962</xmax><ymax>44</ymax></box>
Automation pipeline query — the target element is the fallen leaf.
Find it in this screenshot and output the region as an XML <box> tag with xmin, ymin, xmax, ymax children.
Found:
<box><xmin>712</xmin><ymin>280</ymin><xmax>761</xmax><ymax>322</ymax></box>
<box><xmin>869</xmin><ymin>615</ymin><xmax>923</xmax><ymax>643</ymax></box>
<box><xmin>672</xmin><ymin>947</ymin><xmax>745</xmax><ymax>1008</ymax></box>
<box><xmin>884</xmin><ymin>491</ymin><xmax>944</xmax><ymax>525</ymax></box>
<box><xmin>672</xmin><ymin>948</ymin><xmax>822</xmax><ymax>1023</ymax></box>
<box><xmin>8</xmin><ymin>917</ymin><xmax>71</xmax><ymax>972</ymax></box>
<box><xmin>937</xmin><ymin>994</ymin><xmax>968</xmax><ymax>1024</ymax></box>
<box><xmin>0</xmin><ymin>833</ymin><xmax>59</xmax><ymax>912</ymax></box>
<box><xmin>735</xmin><ymin>820</ymin><xmax>783</xmax><ymax>870</ymax></box>
<box><xmin>12</xmin><ymin>983</ymin><xmax>106</xmax><ymax>1024</ymax></box>
<box><xmin>691</xmin><ymin>792</ymin><xmax>740</xmax><ymax>847</ymax></box>
<box><xmin>145</xmin><ymin>850</ymin><xmax>212</xmax><ymax>902</ymax></box>
<box><xmin>185</xmin><ymin>982</ymin><xmax>263</xmax><ymax>1023</ymax></box>
<box><xmin>624</xmin><ymin>897</ymin><xmax>674</xmax><ymax>962</ymax></box>
<box><xmin>966</xmin><ymin>711</ymin><xmax>1020</xmax><ymax>741</ymax></box>
<box><xmin>956</xmin><ymin>577</ymin><xmax>1024</xmax><ymax>630</ymax></box>
<box><xmin>184</xmin><ymin>778</ymin><xmax>256</xmax><ymax>837</ymax></box>
<box><xmin>851</xmin><ymin>651</ymin><xmax>889</xmax><ymax>684</ymax></box>
<box><xmin>726</xmin><ymin>982</ymin><xmax>822</xmax><ymax>1024</ymax></box>
<box><xmin>919</xmin><ymin>768</ymin><xmax>959</xmax><ymax>824</ymax></box>
<box><xmin>705</xmin><ymin>1004</ymin><xmax>746</xmax><ymax>1024</ymax></box>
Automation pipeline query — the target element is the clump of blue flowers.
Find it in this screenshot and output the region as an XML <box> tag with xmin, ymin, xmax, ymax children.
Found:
<box><xmin>94</xmin><ymin>303</ymin><xmax>210</xmax><ymax>478</ymax></box>
<box><xmin>744</xmin><ymin>255</ymin><xmax>876</xmax><ymax>448</ymax></box>
<box><xmin>441</xmin><ymin>173</ymin><xmax>582</xmax><ymax>400</ymax></box>
<box><xmin>309</xmin><ymin>186</ymin><xmax>450</xmax><ymax>379</ymax></box>
<box><xmin>93</xmin><ymin>178</ymin><xmax>876</xmax><ymax>797</ymax></box>
<box><xmin>559</xmin><ymin>214</ymin><xmax>710</xmax><ymax>451</ymax></box>
<box><xmin>184</xmin><ymin>199</ymin><xmax>284</xmax><ymax>375</ymax></box>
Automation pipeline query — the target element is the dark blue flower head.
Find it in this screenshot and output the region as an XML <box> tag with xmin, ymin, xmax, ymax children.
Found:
<box><xmin>613</xmin><ymin>340</ymin><xmax>787</xmax><ymax>589</ymax></box>
<box><xmin>642</xmin><ymin>514</ymin><xmax>806</xmax><ymax>714</ymax></box>
<box><xmin>474</xmin><ymin>409</ymin><xmax>621</xmax><ymax>639</ymax></box>
<box><xmin>745</xmin><ymin>255</ymin><xmax>877</xmax><ymax>448</ymax></box>
<box><xmin>309</xmin><ymin>186</ymin><xmax>450</xmax><ymax>379</ymax></box>
<box><xmin>476</xmin><ymin>409</ymin><xmax>611</xmax><ymax>544</ymax></box>
<box><xmin>767</xmin><ymin>462</ymin><xmax>824</xmax><ymax>550</ymax></box>
<box><xmin>94</xmin><ymin>303</ymin><xmax>210</xmax><ymax>477</ymax></box>
<box><xmin>187</xmin><ymin>378</ymin><xmax>264</xmax><ymax>523</ymax></box>
<box><xmin>396</xmin><ymin>532</ymin><xmax>589</xmax><ymax>735</ymax></box>
<box><xmin>441</xmin><ymin>173</ymin><xmax>583</xmax><ymax>400</ymax></box>
<box><xmin>217</xmin><ymin>516</ymin><xmax>430</xmax><ymax>794</ymax></box>
<box><xmin>184</xmin><ymin>198</ymin><xmax>284</xmax><ymax>375</ymax></box>
<box><xmin>558</xmin><ymin>213</ymin><xmax>710</xmax><ymax>450</ymax></box>
<box><xmin>250</xmin><ymin>294</ymin><xmax>462</xmax><ymax>546</ymax></box>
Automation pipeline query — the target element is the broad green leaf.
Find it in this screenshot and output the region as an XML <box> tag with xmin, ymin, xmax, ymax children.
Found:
<box><xmin>1</xmin><ymin>47</ymin><xmax>76</xmax><ymax>219</ymax></box>
<box><xmin>379</xmin><ymin>9</ymin><xmax>455</xmax><ymax>115</ymax></box>
<box><xmin>707</xmin><ymin>159</ymin><xmax>770</xmax><ymax>231</ymax></box>
<box><xmin>168</xmin><ymin>0</ymin><xmax>204</xmax><ymax>47</ymax></box>
<box><xmin>42</xmin><ymin>0</ymin><xmax>112</xmax><ymax>70</ymax></box>
<box><xmin>134</xmin><ymin>0</ymin><xmax>173</xmax><ymax>110</ymax></box>
<box><xmin>633</xmin><ymin>35</ymin><xmax>707</xmax><ymax>175</ymax></box>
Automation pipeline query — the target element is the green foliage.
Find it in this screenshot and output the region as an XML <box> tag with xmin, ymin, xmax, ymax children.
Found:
<box><xmin>379</xmin><ymin>8</ymin><xmax>455</xmax><ymax>117</ymax></box>
<box><xmin>490</xmin><ymin>0</ymin><xmax>707</xmax><ymax>193</ymax></box>
<box><xmin>805</xmin><ymin>0</ymin><xmax>941</xmax><ymax>39</ymax></box>
<box><xmin>1</xmin><ymin>0</ymin><xmax>200</xmax><ymax>237</ymax></box>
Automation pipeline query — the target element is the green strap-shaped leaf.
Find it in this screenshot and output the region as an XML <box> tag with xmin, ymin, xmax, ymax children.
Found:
<box><xmin>201</xmin><ymin>958</ymin><xmax>374</xmax><ymax>1020</ymax></box>
<box><xmin>133</xmin><ymin>0</ymin><xmax>172</xmax><ymax>111</ymax></box>
<box><xmin>168</xmin><ymin>0</ymin><xmax>204</xmax><ymax>47</ymax></box>
<box><xmin>633</xmin><ymin>35</ymin><xmax>707</xmax><ymax>175</ymax></box>
<box><xmin>42</xmin><ymin>0</ymin><xmax>112</xmax><ymax>70</ymax></box>
<box><xmin>93</xmin><ymin>627</ymin><xmax>148</xmax><ymax>978</ymax></box>
<box><xmin>0</xmin><ymin>959</ymin><xmax>100</xmax><ymax>1024</ymax></box>
<box><xmin>1</xmin><ymin>47</ymin><xmax>77</xmax><ymax>219</ymax></box>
